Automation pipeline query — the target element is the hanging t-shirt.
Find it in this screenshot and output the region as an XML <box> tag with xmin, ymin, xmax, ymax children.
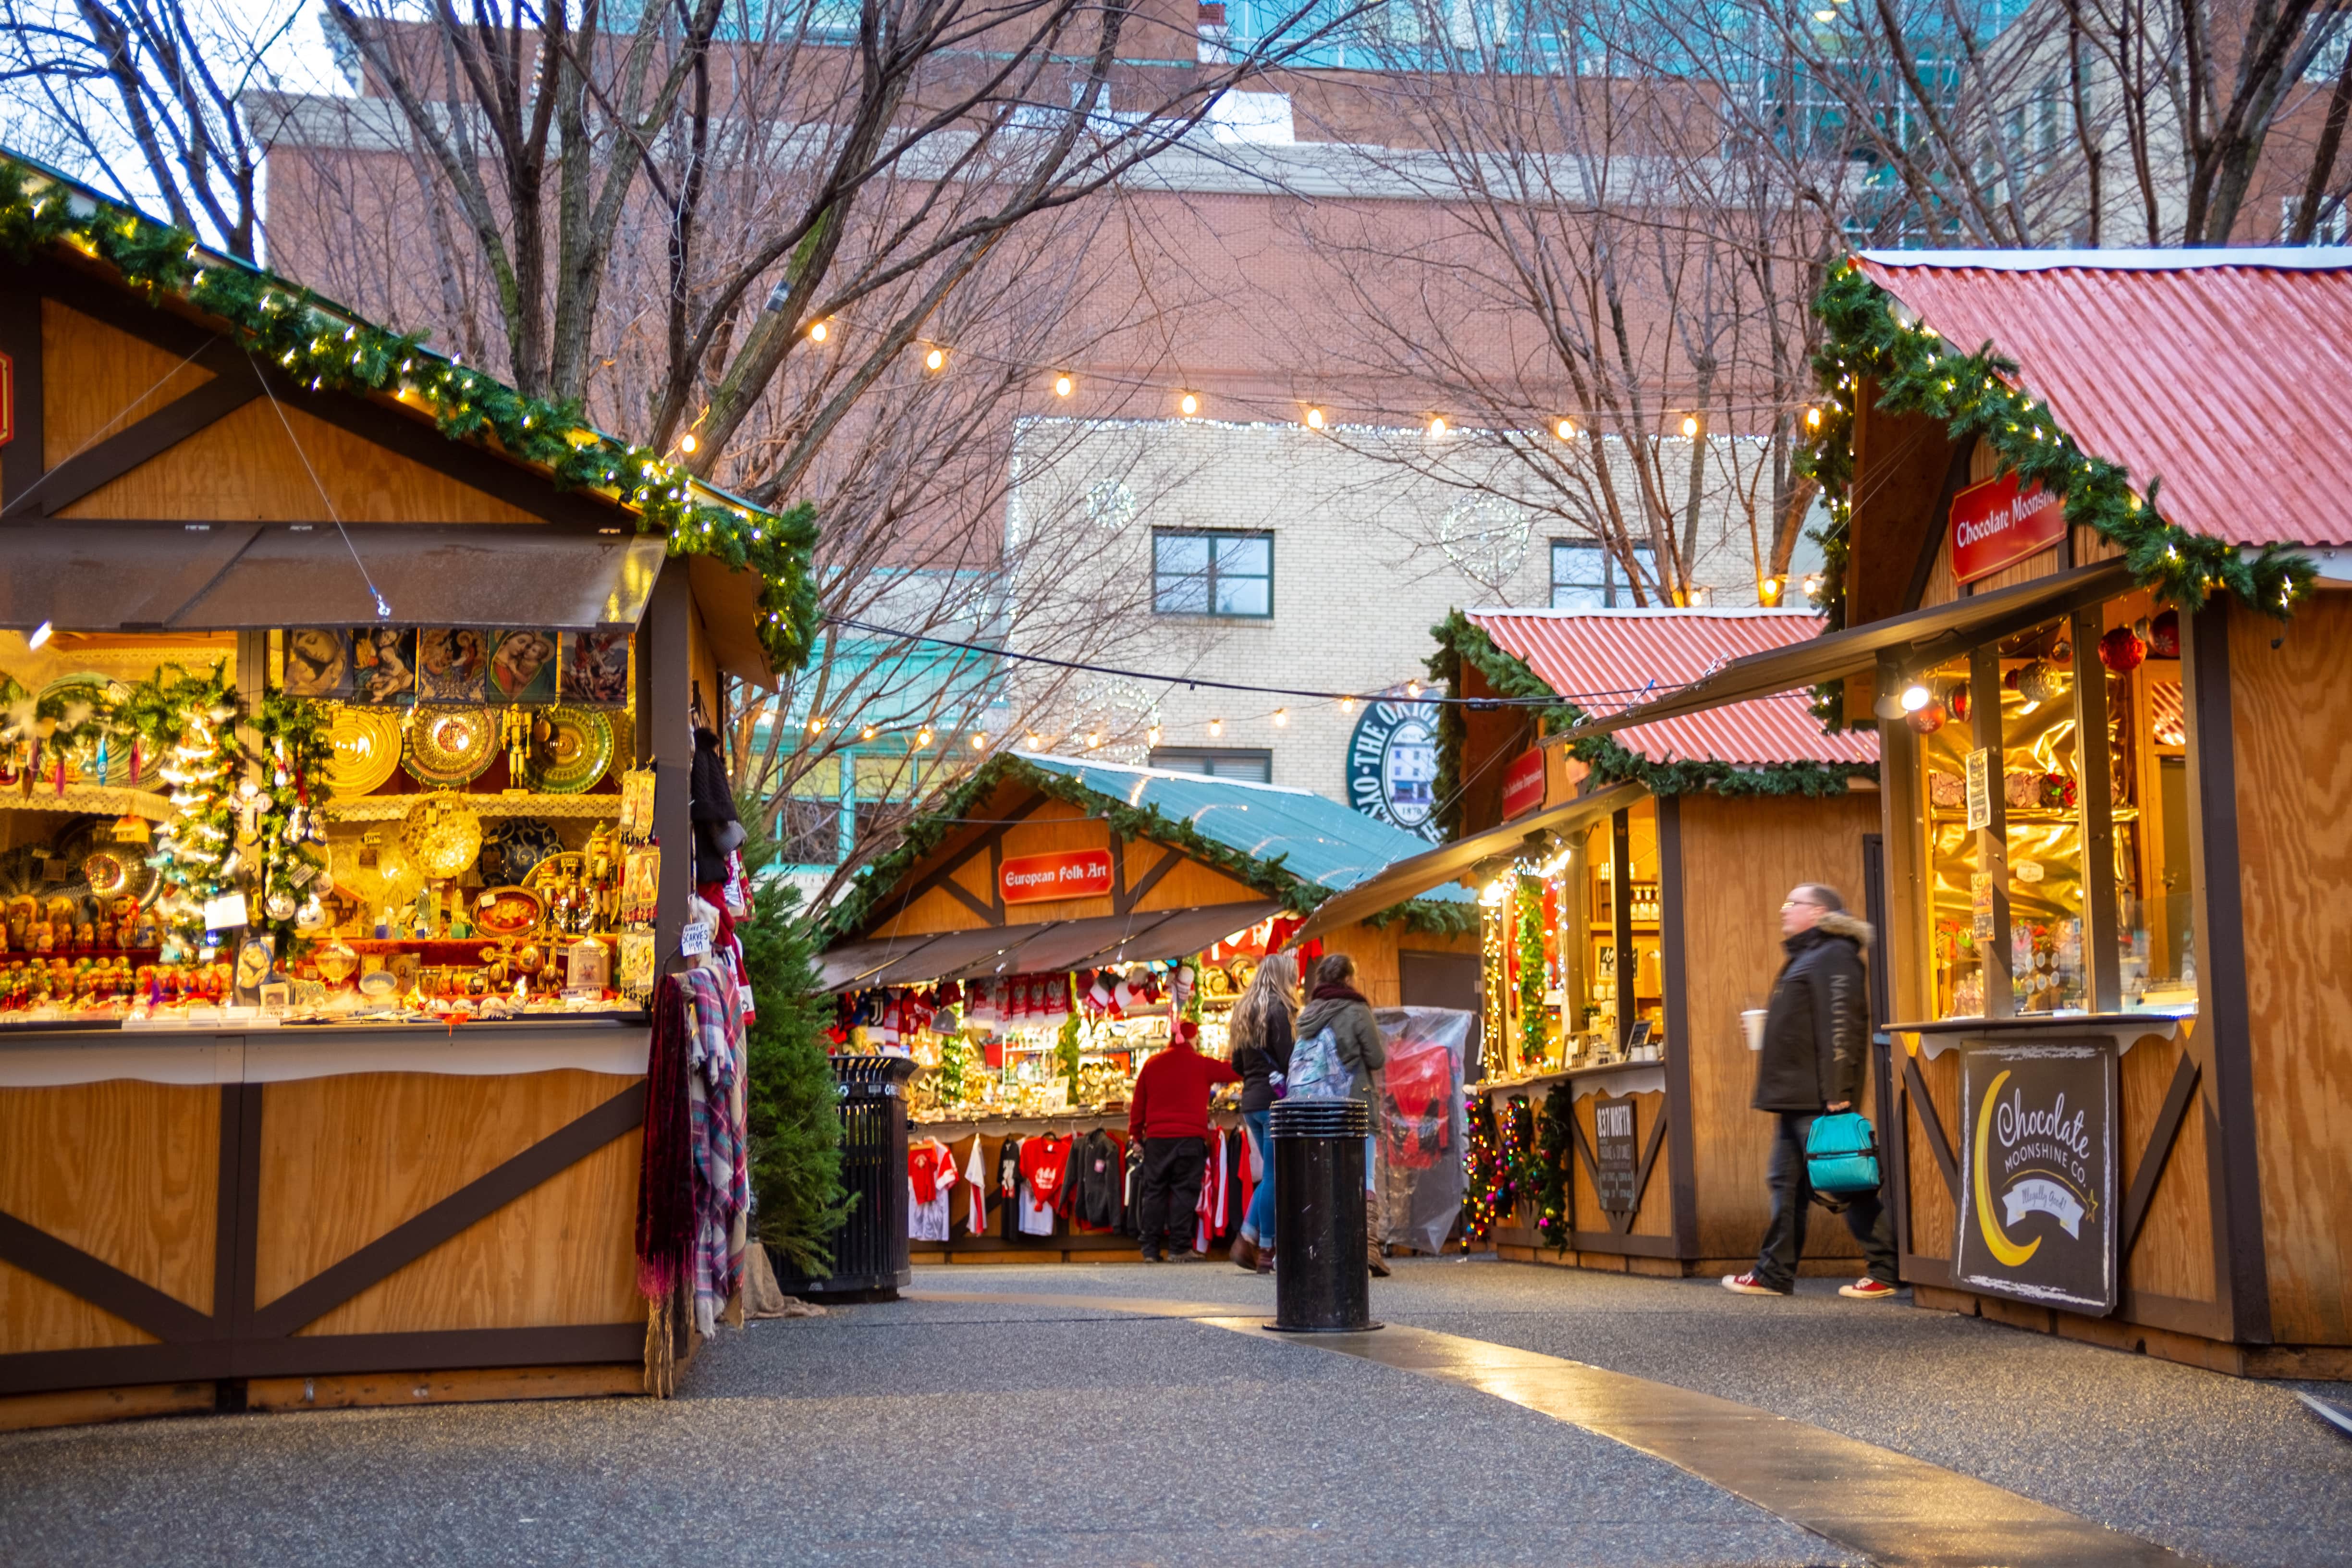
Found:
<box><xmin>1020</xmin><ymin>1133</ymin><xmax>1070</xmax><ymax>1238</ymax></box>
<box><xmin>997</xmin><ymin>1136</ymin><xmax>1024</xmax><ymax>1242</ymax></box>
<box><xmin>908</xmin><ymin>1138</ymin><xmax>958</xmax><ymax>1242</ymax></box>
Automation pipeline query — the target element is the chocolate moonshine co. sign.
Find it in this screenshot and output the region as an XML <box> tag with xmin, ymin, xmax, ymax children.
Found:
<box><xmin>1954</xmin><ymin>1042</ymin><xmax>2119</xmax><ymax>1314</ymax></box>
<box><xmin>1950</xmin><ymin>471</ymin><xmax>2067</xmax><ymax>584</ymax></box>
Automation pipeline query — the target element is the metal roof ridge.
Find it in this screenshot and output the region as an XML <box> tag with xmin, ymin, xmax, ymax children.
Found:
<box><xmin>1858</xmin><ymin>246</ymin><xmax>2352</xmax><ymax>272</ymax></box>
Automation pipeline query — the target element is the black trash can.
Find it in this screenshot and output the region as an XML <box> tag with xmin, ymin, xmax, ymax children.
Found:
<box><xmin>772</xmin><ymin>1053</ymin><xmax>917</xmax><ymax>1300</ymax></box>
<box><xmin>1268</xmin><ymin>1096</ymin><xmax>1380</xmax><ymax>1333</ymax></box>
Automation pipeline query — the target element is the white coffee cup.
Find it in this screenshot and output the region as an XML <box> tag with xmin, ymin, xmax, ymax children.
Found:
<box><xmin>1741</xmin><ymin>1009</ymin><xmax>1768</xmax><ymax>1052</ymax></box>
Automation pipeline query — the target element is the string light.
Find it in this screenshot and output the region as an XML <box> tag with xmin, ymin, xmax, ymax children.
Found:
<box><xmin>1427</xmin><ymin>415</ymin><xmax>1448</xmax><ymax>438</ymax></box>
<box><xmin>1681</xmin><ymin>414</ymin><xmax>1701</xmax><ymax>438</ymax></box>
<box><xmin>1405</xmin><ymin>680</ymin><xmax>1421</xmax><ymax>699</ymax></box>
<box><xmin>925</xmin><ymin>346</ymin><xmax>947</xmax><ymax>372</ymax></box>
<box><xmin>680</xmin><ymin>432</ymin><xmax>698</xmax><ymax>454</ymax></box>
<box><xmin>970</xmin><ymin>732</ymin><xmax>987</xmax><ymax>751</ymax></box>
<box><xmin>1272</xmin><ymin>708</ymin><xmax>1288</xmax><ymax>726</ymax></box>
<box><xmin>26</xmin><ymin>621</ymin><xmax>51</xmax><ymax>650</ymax></box>
<box><xmin>916</xmin><ymin>727</ymin><xmax>933</xmax><ymax>747</ymax></box>
<box><xmin>1208</xmin><ymin>718</ymin><xmax>1224</xmax><ymax>737</ymax></box>
<box><xmin>1147</xmin><ymin>724</ymin><xmax>1162</xmax><ymax>746</ymax></box>
<box><xmin>1179</xmin><ymin>392</ymin><xmax>1199</xmax><ymax>417</ymax></box>
<box><xmin>809</xmin><ymin>319</ymin><xmax>831</xmax><ymax>342</ymax></box>
<box><xmin>1804</xmin><ymin>406</ymin><xmax>1822</xmax><ymax>429</ymax></box>
<box><xmin>1026</xmin><ymin>731</ymin><xmax>1042</xmax><ymax>748</ymax></box>
<box><xmin>1086</xmin><ymin>730</ymin><xmax>1104</xmax><ymax>748</ymax></box>
<box><xmin>807</xmin><ymin>715</ymin><xmax>825</xmax><ymax>733</ymax></box>
<box><xmin>1305</xmin><ymin>407</ymin><xmax>1325</xmax><ymax>430</ymax></box>
<box><xmin>861</xmin><ymin>725</ymin><xmax>877</xmax><ymax>740</ymax></box>
<box><xmin>1555</xmin><ymin>418</ymin><xmax>1577</xmax><ymax>441</ymax></box>
<box><xmin>1054</xmin><ymin>373</ymin><xmax>1074</xmax><ymax>398</ymax></box>
<box><xmin>1338</xmin><ymin>696</ymin><xmax>1356</xmax><ymax>714</ymax></box>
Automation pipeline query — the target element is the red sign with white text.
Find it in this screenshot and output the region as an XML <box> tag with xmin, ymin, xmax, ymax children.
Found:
<box><xmin>1502</xmin><ymin>749</ymin><xmax>1546</xmax><ymax>820</ymax></box>
<box><xmin>1951</xmin><ymin>471</ymin><xmax>2066</xmax><ymax>584</ymax></box>
<box><xmin>1000</xmin><ymin>848</ymin><xmax>1115</xmax><ymax>904</ymax></box>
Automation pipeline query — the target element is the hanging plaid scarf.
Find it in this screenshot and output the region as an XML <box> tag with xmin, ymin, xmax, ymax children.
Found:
<box><xmin>678</xmin><ymin>963</ymin><xmax>749</xmax><ymax>1336</ymax></box>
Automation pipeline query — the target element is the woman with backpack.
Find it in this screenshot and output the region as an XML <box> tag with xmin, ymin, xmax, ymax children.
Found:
<box><xmin>1227</xmin><ymin>954</ymin><xmax>1298</xmax><ymax>1272</ymax></box>
<box><xmin>1294</xmin><ymin>951</ymin><xmax>1390</xmax><ymax>1277</ymax></box>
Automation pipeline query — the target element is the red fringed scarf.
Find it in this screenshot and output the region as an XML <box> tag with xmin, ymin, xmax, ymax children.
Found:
<box><xmin>635</xmin><ymin>976</ymin><xmax>696</xmax><ymax>1300</ymax></box>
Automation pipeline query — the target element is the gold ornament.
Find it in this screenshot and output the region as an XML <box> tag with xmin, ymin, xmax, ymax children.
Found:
<box><xmin>375</xmin><ymin>843</ymin><xmax>424</xmax><ymax>907</ymax></box>
<box><xmin>400</xmin><ymin>793</ymin><xmax>483</xmax><ymax>882</ymax></box>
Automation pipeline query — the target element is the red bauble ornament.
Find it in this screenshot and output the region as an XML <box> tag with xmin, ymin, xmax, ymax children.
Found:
<box><xmin>1907</xmin><ymin>698</ymin><xmax>1948</xmax><ymax>735</ymax></box>
<box><xmin>2098</xmin><ymin>624</ymin><xmax>2146</xmax><ymax>673</ymax></box>
<box><xmin>2148</xmin><ymin>609</ymin><xmax>2180</xmax><ymax>659</ymax></box>
<box><xmin>1949</xmin><ymin>683</ymin><xmax>1971</xmax><ymax>722</ymax></box>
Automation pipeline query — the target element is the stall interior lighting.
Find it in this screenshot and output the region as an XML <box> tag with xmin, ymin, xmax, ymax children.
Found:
<box><xmin>25</xmin><ymin>621</ymin><xmax>51</xmax><ymax>650</ymax></box>
<box><xmin>1899</xmin><ymin>683</ymin><xmax>1933</xmax><ymax>712</ymax></box>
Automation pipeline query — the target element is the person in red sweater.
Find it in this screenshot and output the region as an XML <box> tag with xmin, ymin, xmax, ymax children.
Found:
<box><xmin>1128</xmin><ymin>1019</ymin><xmax>1240</xmax><ymax>1262</ymax></box>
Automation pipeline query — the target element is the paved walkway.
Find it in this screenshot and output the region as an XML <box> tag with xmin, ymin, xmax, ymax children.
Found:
<box><xmin>1</xmin><ymin>1258</ymin><xmax>2346</xmax><ymax>1567</ymax></box>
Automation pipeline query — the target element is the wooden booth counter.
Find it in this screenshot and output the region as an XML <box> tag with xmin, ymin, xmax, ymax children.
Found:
<box><xmin>0</xmin><ymin>1021</ymin><xmax>648</xmax><ymax>1430</ymax></box>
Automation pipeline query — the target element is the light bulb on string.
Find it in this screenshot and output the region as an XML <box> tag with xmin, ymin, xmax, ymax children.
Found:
<box><xmin>1054</xmin><ymin>374</ymin><xmax>1074</xmax><ymax>398</ymax></box>
<box><xmin>1179</xmin><ymin>392</ymin><xmax>1199</xmax><ymax>417</ymax></box>
<box><xmin>1208</xmin><ymin>718</ymin><xmax>1224</xmax><ymax>738</ymax></box>
<box><xmin>1554</xmin><ymin>418</ymin><xmax>1576</xmax><ymax>441</ymax></box>
<box><xmin>924</xmin><ymin>346</ymin><xmax>947</xmax><ymax>373</ymax></box>
<box><xmin>1272</xmin><ymin>708</ymin><xmax>1288</xmax><ymax>726</ymax></box>
<box><xmin>1681</xmin><ymin>414</ymin><xmax>1701</xmax><ymax>438</ymax></box>
<box><xmin>1305</xmin><ymin>407</ymin><xmax>1325</xmax><ymax>430</ymax></box>
<box><xmin>970</xmin><ymin>732</ymin><xmax>987</xmax><ymax>751</ymax></box>
<box><xmin>1338</xmin><ymin>696</ymin><xmax>1356</xmax><ymax>714</ymax></box>
<box><xmin>809</xmin><ymin>319</ymin><xmax>831</xmax><ymax>343</ymax></box>
<box><xmin>1405</xmin><ymin>680</ymin><xmax>1421</xmax><ymax>699</ymax></box>
<box><xmin>1427</xmin><ymin>415</ymin><xmax>1448</xmax><ymax>438</ymax></box>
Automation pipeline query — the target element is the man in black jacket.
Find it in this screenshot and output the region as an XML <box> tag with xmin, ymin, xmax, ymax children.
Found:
<box><xmin>1723</xmin><ymin>883</ymin><xmax>1900</xmax><ymax>1300</ymax></box>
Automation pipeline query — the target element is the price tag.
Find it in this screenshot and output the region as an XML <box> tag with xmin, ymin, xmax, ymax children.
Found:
<box><xmin>679</xmin><ymin>921</ymin><xmax>712</xmax><ymax>957</ymax></box>
<box><xmin>202</xmin><ymin>893</ymin><xmax>249</xmax><ymax>931</ymax></box>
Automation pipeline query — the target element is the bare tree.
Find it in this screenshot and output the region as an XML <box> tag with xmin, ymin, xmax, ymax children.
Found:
<box><xmin>1271</xmin><ymin>0</ymin><xmax>1839</xmax><ymax>607</ymax></box>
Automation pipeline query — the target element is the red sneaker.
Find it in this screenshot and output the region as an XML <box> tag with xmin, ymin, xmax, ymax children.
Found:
<box><xmin>1839</xmin><ymin>1277</ymin><xmax>1899</xmax><ymax>1300</ymax></box>
<box><xmin>1721</xmin><ymin>1272</ymin><xmax>1788</xmax><ymax>1296</ymax></box>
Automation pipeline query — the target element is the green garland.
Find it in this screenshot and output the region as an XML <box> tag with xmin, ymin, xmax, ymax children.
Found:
<box><xmin>1532</xmin><ymin>1084</ymin><xmax>1575</xmax><ymax>1253</ymax></box>
<box><xmin>1056</xmin><ymin>972</ymin><xmax>1083</xmax><ymax>1096</ymax></box>
<box><xmin>1796</xmin><ymin>262</ymin><xmax>2315</xmax><ymax>710</ymax></box>
<box><xmin>0</xmin><ymin>158</ymin><xmax>820</xmax><ymax>674</ymax></box>
<box><xmin>1425</xmin><ymin>611</ymin><xmax>1878</xmax><ymax>833</ymax></box>
<box><xmin>1515</xmin><ymin>875</ymin><xmax>1547</xmax><ymax>1069</ymax></box>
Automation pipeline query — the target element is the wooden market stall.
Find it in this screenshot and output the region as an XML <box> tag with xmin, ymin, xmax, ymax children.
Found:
<box><xmin>0</xmin><ymin>158</ymin><xmax>807</xmax><ymax>1428</ymax></box>
<box><xmin>815</xmin><ymin>751</ymin><xmax>1477</xmax><ymax>1264</ymax></box>
<box><xmin>1299</xmin><ymin>610</ymin><xmax>1880</xmax><ymax>1279</ymax></box>
<box><xmin>1568</xmin><ymin>250</ymin><xmax>2352</xmax><ymax>1377</ymax></box>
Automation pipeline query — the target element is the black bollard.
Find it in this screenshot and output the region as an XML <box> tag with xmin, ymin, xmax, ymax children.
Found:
<box><xmin>1267</xmin><ymin>1097</ymin><xmax>1381</xmax><ymax>1333</ymax></box>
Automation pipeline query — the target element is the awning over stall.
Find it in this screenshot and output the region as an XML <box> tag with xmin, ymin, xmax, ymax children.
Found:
<box><xmin>1555</xmin><ymin>560</ymin><xmax>2131</xmax><ymax>744</ymax></box>
<box><xmin>1294</xmin><ymin>780</ymin><xmax>1644</xmax><ymax>942</ymax></box>
<box><xmin>0</xmin><ymin>524</ymin><xmax>667</xmax><ymax>632</ymax></box>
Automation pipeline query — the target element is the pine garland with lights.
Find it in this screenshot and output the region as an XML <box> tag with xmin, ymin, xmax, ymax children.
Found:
<box><xmin>1515</xmin><ymin>876</ymin><xmax>1548</xmax><ymax>1070</ymax></box>
<box><xmin>1462</xmin><ymin>1096</ymin><xmax>1504</xmax><ymax>1242</ymax></box>
<box><xmin>1796</xmin><ymin>261</ymin><xmax>2316</xmax><ymax>723</ymax></box>
<box><xmin>0</xmin><ymin>158</ymin><xmax>820</xmax><ymax>673</ymax></box>
<box><xmin>1531</xmin><ymin>1085</ymin><xmax>1575</xmax><ymax>1252</ymax></box>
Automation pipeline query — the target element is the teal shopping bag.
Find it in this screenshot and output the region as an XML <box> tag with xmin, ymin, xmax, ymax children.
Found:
<box><xmin>1804</xmin><ymin>1111</ymin><xmax>1881</xmax><ymax>1196</ymax></box>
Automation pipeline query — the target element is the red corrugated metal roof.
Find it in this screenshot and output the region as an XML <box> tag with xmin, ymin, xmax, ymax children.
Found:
<box><xmin>1466</xmin><ymin>609</ymin><xmax>1879</xmax><ymax>767</ymax></box>
<box><xmin>1855</xmin><ymin>251</ymin><xmax>2352</xmax><ymax>548</ymax></box>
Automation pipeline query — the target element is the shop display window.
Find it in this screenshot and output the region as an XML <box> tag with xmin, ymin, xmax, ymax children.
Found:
<box><xmin>0</xmin><ymin>624</ymin><xmax>656</xmax><ymax>1029</ymax></box>
<box><xmin>1911</xmin><ymin>598</ymin><xmax>2197</xmax><ymax>1020</ymax></box>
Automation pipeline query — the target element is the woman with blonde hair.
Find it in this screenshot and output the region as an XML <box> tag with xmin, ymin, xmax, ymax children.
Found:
<box><xmin>1228</xmin><ymin>952</ymin><xmax>1298</xmax><ymax>1271</ymax></box>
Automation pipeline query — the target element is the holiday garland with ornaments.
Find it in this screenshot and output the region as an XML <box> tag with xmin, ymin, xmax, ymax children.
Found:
<box><xmin>1532</xmin><ymin>1084</ymin><xmax>1576</xmax><ymax>1252</ymax></box>
<box><xmin>1796</xmin><ymin>261</ymin><xmax>2316</xmax><ymax>723</ymax></box>
<box><xmin>0</xmin><ymin>158</ymin><xmax>820</xmax><ymax>674</ymax></box>
<box><xmin>109</xmin><ymin>664</ymin><xmax>336</xmax><ymax>953</ymax></box>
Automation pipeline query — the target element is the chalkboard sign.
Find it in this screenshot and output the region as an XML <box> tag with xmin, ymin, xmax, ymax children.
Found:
<box><xmin>1955</xmin><ymin>1041</ymin><xmax>2118</xmax><ymax>1314</ymax></box>
<box><xmin>1593</xmin><ymin>1093</ymin><xmax>1639</xmax><ymax>1214</ymax></box>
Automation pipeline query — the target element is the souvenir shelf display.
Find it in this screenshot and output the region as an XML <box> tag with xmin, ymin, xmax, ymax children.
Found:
<box><xmin>0</xmin><ymin>625</ymin><xmax>661</xmax><ymax>1028</ymax></box>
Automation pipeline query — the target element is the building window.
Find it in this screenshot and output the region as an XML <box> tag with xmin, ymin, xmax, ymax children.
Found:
<box><xmin>1149</xmin><ymin>746</ymin><xmax>1274</xmax><ymax>783</ymax></box>
<box><xmin>1551</xmin><ymin>539</ymin><xmax>1655</xmax><ymax>608</ymax></box>
<box><xmin>777</xmin><ymin>798</ymin><xmax>843</xmax><ymax>865</ymax></box>
<box><xmin>1153</xmin><ymin>530</ymin><xmax>1273</xmax><ymax>617</ymax></box>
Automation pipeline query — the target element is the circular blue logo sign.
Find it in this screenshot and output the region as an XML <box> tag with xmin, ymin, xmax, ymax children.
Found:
<box><xmin>1347</xmin><ymin>698</ymin><xmax>1440</xmax><ymax>843</ymax></box>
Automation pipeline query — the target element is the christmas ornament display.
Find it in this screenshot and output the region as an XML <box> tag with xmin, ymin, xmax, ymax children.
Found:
<box><xmin>400</xmin><ymin>794</ymin><xmax>483</xmax><ymax>881</ymax></box>
<box><xmin>1906</xmin><ymin>698</ymin><xmax>1948</xmax><ymax>735</ymax></box>
<box><xmin>2017</xmin><ymin>661</ymin><xmax>2065</xmax><ymax>703</ymax></box>
<box><xmin>2148</xmin><ymin>609</ymin><xmax>2180</xmax><ymax>659</ymax></box>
